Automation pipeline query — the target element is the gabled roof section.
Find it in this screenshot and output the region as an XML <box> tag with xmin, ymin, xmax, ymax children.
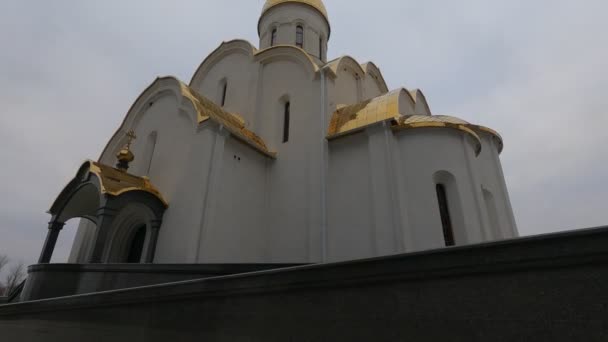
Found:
<box><xmin>327</xmin><ymin>90</ymin><xmax>505</xmax><ymax>154</ymax></box>
<box><xmin>327</xmin><ymin>89</ymin><xmax>413</xmax><ymax>138</ymax></box>
<box><xmin>100</xmin><ymin>76</ymin><xmax>275</xmax><ymax>162</ymax></box>
<box><xmin>179</xmin><ymin>82</ymin><xmax>277</xmax><ymax>158</ymax></box>
<box><xmin>87</xmin><ymin>161</ymin><xmax>168</xmax><ymax>207</ymax></box>
<box><xmin>361</xmin><ymin>62</ymin><xmax>389</xmax><ymax>94</ymax></box>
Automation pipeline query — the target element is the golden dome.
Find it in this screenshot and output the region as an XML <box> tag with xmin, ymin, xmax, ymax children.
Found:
<box><xmin>116</xmin><ymin>148</ymin><xmax>135</xmax><ymax>164</ymax></box>
<box><xmin>262</xmin><ymin>0</ymin><xmax>329</xmax><ymax>22</ymax></box>
<box><xmin>115</xmin><ymin>130</ymin><xmax>137</xmax><ymax>171</ymax></box>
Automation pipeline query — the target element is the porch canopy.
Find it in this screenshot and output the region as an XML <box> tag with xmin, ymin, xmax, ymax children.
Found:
<box><xmin>40</xmin><ymin>161</ymin><xmax>167</xmax><ymax>264</ymax></box>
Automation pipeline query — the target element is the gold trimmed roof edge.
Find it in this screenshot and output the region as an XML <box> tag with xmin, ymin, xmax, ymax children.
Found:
<box><xmin>392</xmin><ymin>119</ymin><xmax>482</xmax><ymax>156</ymax></box>
<box><xmin>178</xmin><ymin>82</ymin><xmax>277</xmax><ymax>159</ymax></box>
<box><xmin>469</xmin><ymin>124</ymin><xmax>504</xmax><ymax>153</ymax></box>
<box><xmin>86</xmin><ymin>160</ymin><xmax>169</xmax><ymax>207</ymax></box>
<box><xmin>327</xmin><ymin>89</ymin><xmax>405</xmax><ymax>138</ymax></box>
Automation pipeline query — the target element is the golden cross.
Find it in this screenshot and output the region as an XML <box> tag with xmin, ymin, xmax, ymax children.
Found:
<box><xmin>125</xmin><ymin>130</ymin><xmax>137</xmax><ymax>149</ymax></box>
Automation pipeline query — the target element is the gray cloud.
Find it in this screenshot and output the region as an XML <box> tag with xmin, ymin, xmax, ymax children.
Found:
<box><xmin>0</xmin><ymin>0</ymin><xmax>606</xmax><ymax>272</ymax></box>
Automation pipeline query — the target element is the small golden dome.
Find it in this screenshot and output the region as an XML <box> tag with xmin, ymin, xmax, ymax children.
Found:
<box><xmin>262</xmin><ymin>0</ymin><xmax>328</xmax><ymax>22</ymax></box>
<box><xmin>116</xmin><ymin>148</ymin><xmax>135</xmax><ymax>163</ymax></box>
<box><xmin>115</xmin><ymin>130</ymin><xmax>137</xmax><ymax>171</ymax></box>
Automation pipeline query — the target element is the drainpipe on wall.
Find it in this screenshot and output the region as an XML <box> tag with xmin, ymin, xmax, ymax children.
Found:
<box><xmin>320</xmin><ymin>67</ymin><xmax>328</xmax><ymax>262</ymax></box>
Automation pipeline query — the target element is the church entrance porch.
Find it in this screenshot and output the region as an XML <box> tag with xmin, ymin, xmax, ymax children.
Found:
<box><xmin>39</xmin><ymin>158</ymin><xmax>167</xmax><ymax>265</ymax></box>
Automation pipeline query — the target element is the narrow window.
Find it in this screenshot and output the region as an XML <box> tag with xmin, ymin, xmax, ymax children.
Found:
<box><xmin>296</xmin><ymin>26</ymin><xmax>304</xmax><ymax>48</ymax></box>
<box><xmin>126</xmin><ymin>225</ymin><xmax>147</xmax><ymax>263</ymax></box>
<box><xmin>436</xmin><ymin>184</ymin><xmax>455</xmax><ymax>246</ymax></box>
<box><xmin>283</xmin><ymin>102</ymin><xmax>290</xmax><ymax>143</ymax></box>
<box><xmin>319</xmin><ymin>37</ymin><xmax>323</xmax><ymax>58</ymax></box>
<box><xmin>271</xmin><ymin>28</ymin><xmax>277</xmax><ymax>46</ymax></box>
<box><xmin>221</xmin><ymin>81</ymin><xmax>228</xmax><ymax>107</ymax></box>
<box><xmin>143</xmin><ymin>132</ymin><xmax>157</xmax><ymax>176</ymax></box>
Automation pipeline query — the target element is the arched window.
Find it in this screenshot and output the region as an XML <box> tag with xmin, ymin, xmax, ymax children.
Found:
<box><xmin>319</xmin><ymin>37</ymin><xmax>323</xmax><ymax>58</ymax></box>
<box><xmin>142</xmin><ymin>132</ymin><xmax>157</xmax><ymax>176</ymax></box>
<box><xmin>271</xmin><ymin>28</ymin><xmax>277</xmax><ymax>46</ymax></box>
<box><xmin>126</xmin><ymin>225</ymin><xmax>147</xmax><ymax>263</ymax></box>
<box><xmin>283</xmin><ymin>102</ymin><xmax>290</xmax><ymax>143</ymax></box>
<box><xmin>436</xmin><ymin>184</ymin><xmax>455</xmax><ymax>246</ymax></box>
<box><xmin>220</xmin><ymin>81</ymin><xmax>228</xmax><ymax>107</ymax></box>
<box><xmin>296</xmin><ymin>25</ymin><xmax>304</xmax><ymax>48</ymax></box>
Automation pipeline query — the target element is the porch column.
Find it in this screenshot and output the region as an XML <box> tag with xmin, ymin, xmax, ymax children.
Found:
<box><xmin>144</xmin><ymin>219</ymin><xmax>162</xmax><ymax>263</ymax></box>
<box><xmin>89</xmin><ymin>206</ymin><xmax>118</xmax><ymax>263</ymax></box>
<box><xmin>38</xmin><ymin>220</ymin><xmax>65</xmax><ymax>264</ymax></box>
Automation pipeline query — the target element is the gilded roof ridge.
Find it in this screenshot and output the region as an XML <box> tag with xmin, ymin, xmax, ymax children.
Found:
<box><xmin>327</xmin><ymin>94</ymin><xmax>504</xmax><ymax>154</ymax></box>
<box><xmin>86</xmin><ymin>160</ymin><xmax>169</xmax><ymax>207</ymax></box>
<box><xmin>178</xmin><ymin>82</ymin><xmax>277</xmax><ymax>158</ymax></box>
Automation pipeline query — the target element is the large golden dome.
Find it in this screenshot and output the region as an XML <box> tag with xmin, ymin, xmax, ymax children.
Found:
<box><xmin>261</xmin><ymin>0</ymin><xmax>329</xmax><ymax>22</ymax></box>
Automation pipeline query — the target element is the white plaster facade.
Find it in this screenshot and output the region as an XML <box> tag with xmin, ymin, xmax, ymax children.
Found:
<box><xmin>68</xmin><ymin>0</ymin><xmax>518</xmax><ymax>265</ymax></box>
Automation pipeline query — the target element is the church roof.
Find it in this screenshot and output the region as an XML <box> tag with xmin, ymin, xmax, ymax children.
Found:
<box><xmin>328</xmin><ymin>89</ymin><xmax>404</xmax><ymax>138</ymax></box>
<box><xmin>392</xmin><ymin>115</ymin><xmax>482</xmax><ymax>155</ymax></box>
<box><xmin>86</xmin><ymin>160</ymin><xmax>168</xmax><ymax>207</ymax></box>
<box><xmin>327</xmin><ymin>91</ymin><xmax>503</xmax><ymax>154</ymax></box>
<box><xmin>178</xmin><ymin>82</ymin><xmax>276</xmax><ymax>158</ymax></box>
<box><xmin>262</xmin><ymin>0</ymin><xmax>328</xmax><ymax>21</ymax></box>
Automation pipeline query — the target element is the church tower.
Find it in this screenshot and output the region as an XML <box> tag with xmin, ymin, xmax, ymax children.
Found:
<box><xmin>259</xmin><ymin>0</ymin><xmax>330</xmax><ymax>62</ymax></box>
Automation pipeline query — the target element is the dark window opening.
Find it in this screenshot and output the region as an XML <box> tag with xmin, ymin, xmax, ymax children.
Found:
<box><xmin>436</xmin><ymin>184</ymin><xmax>455</xmax><ymax>246</ymax></box>
<box><xmin>126</xmin><ymin>225</ymin><xmax>147</xmax><ymax>263</ymax></box>
<box><xmin>319</xmin><ymin>37</ymin><xmax>323</xmax><ymax>58</ymax></box>
<box><xmin>283</xmin><ymin>102</ymin><xmax>290</xmax><ymax>143</ymax></box>
<box><xmin>296</xmin><ymin>26</ymin><xmax>304</xmax><ymax>48</ymax></box>
<box><xmin>221</xmin><ymin>82</ymin><xmax>228</xmax><ymax>107</ymax></box>
<box><xmin>271</xmin><ymin>28</ymin><xmax>277</xmax><ymax>46</ymax></box>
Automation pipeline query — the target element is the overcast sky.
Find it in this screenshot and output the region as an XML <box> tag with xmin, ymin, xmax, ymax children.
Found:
<box><xmin>0</xmin><ymin>0</ymin><xmax>607</xmax><ymax>271</ymax></box>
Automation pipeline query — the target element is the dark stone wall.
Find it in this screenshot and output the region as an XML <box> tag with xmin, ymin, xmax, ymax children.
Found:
<box><xmin>1</xmin><ymin>227</ymin><xmax>608</xmax><ymax>341</ymax></box>
<box><xmin>21</xmin><ymin>263</ymin><xmax>303</xmax><ymax>301</ymax></box>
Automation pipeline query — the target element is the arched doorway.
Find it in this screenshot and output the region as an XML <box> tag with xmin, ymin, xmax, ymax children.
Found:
<box><xmin>40</xmin><ymin>160</ymin><xmax>167</xmax><ymax>265</ymax></box>
<box><xmin>126</xmin><ymin>225</ymin><xmax>147</xmax><ymax>263</ymax></box>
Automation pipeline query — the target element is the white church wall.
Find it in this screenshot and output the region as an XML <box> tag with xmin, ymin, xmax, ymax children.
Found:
<box><xmin>475</xmin><ymin>133</ymin><xmax>518</xmax><ymax>239</ymax></box>
<box><xmin>129</xmin><ymin>96</ymin><xmax>194</xmax><ymax>203</ymax></box>
<box><xmin>327</xmin><ymin>133</ymin><xmax>375</xmax><ymax>261</ymax></box>
<box><xmin>199</xmin><ymin>136</ymin><xmax>269</xmax><ymax>263</ymax></box>
<box><xmin>332</xmin><ymin>69</ymin><xmax>360</xmax><ymax>106</ymax></box>
<box><xmin>255</xmin><ymin>60</ymin><xmax>324</xmax><ymax>262</ymax></box>
<box><xmin>365</xmin><ymin>124</ymin><xmax>405</xmax><ymax>256</ymax></box>
<box><xmin>361</xmin><ymin>75</ymin><xmax>384</xmax><ymax>101</ymax></box>
<box><xmin>393</xmin><ymin>129</ymin><xmax>486</xmax><ymax>251</ymax></box>
<box><xmin>153</xmin><ymin>123</ymin><xmax>217</xmax><ymax>263</ymax></box>
<box><xmin>193</xmin><ymin>52</ymin><xmax>257</xmax><ymax>125</ymax></box>
<box><xmin>254</xmin><ymin>60</ymin><xmax>315</xmax><ymax>149</ymax></box>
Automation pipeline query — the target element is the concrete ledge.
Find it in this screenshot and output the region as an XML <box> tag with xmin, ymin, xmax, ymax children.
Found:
<box><xmin>21</xmin><ymin>263</ymin><xmax>304</xmax><ymax>301</ymax></box>
<box><xmin>1</xmin><ymin>226</ymin><xmax>608</xmax><ymax>341</ymax></box>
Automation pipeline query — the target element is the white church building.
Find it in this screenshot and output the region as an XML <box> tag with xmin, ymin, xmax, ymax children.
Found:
<box><xmin>40</xmin><ymin>0</ymin><xmax>518</xmax><ymax>268</ymax></box>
